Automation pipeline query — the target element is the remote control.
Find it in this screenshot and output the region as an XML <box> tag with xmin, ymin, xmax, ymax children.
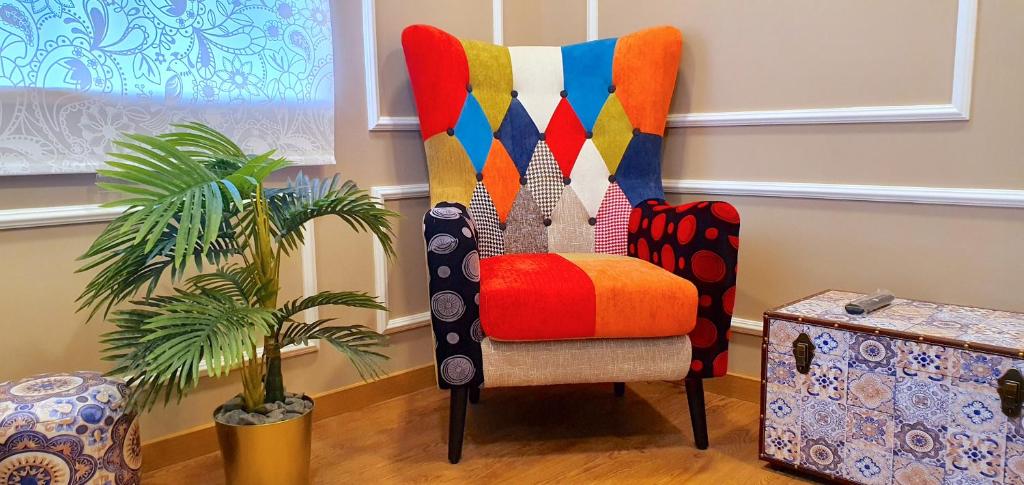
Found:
<box><xmin>845</xmin><ymin>291</ymin><xmax>895</xmax><ymax>315</ymax></box>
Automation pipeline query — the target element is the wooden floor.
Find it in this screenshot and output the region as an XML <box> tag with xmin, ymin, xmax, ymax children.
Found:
<box><xmin>145</xmin><ymin>381</ymin><xmax>814</xmax><ymax>484</ymax></box>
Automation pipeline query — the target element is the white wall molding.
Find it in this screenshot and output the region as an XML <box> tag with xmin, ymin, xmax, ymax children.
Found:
<box><xmin>370</xmin><ymin>184</ymin><xmax>431</xmax><ymax>334</ymax></box>
<box><xmin>366</xmin><ymin>175</ymin><xmax>1021</xmax><ymax>333</ymax></box>
<box><xmin>662</xmin><ymin>180</ymin><xmax>1024</xmax><ymax>209</ymax></box>
<box><xmin>665</xmin><ymin>103</ymin><xmax>968</xmax><ymax>128</ymax></box>
<box><xmin>361</xmin><ymin>0</ymin><xmax>386</xmax><ymax>131</ymax></box>
<box><xmin>0</xmin><ymin>203</ymin><xmax>320</xmax><ymax>360</ymax></box>
<box><xmin>361</xmin><ymin>179</ymin><xmax>1024</xmax><ymax>212</ymax></box>
<box><xmin>364</xmin><ymin>0</ymin><xmax>504</xmax><ymax>131</ymax></box>
<box><xmin>370</xmin><ymin>0</ymin><xmax>976</xmax><ymax>129</ymax></box>
<box><xmin>0</xmin><ymin>204</ymin><xmax>123</xmax><ymax>230</ymax></box>
<box><xmin>731</xmin><ymin>317</ymin><xmax>764</xmax><ymax>337</ymax></box>
<box><xmin>950</xmin><ymin>0</ymin><xmax>977</xmax><ymax>117</ymax></box>
<box><xmin>300</xmin><ymin>222</ymin><xmax>320</xmax><ymax>324</ymax></box>
<box><xmin>492</xmin><ymin>0</ymin><xmax>504</xmax><ymax>45</ymax></box>
<box><xmin>385</xmin><ymin>312</ymin><xmax>431</xmax><ymax>334</ymax></box>
<box><xmin>586</xmin><ymin>0</ymin><xmax>599</xmax><ymax>41</ymax></box>
<box><xmin>655</xmin><ymin>0</ymin><xmax>975</xmax><ymax>127</ymax></box>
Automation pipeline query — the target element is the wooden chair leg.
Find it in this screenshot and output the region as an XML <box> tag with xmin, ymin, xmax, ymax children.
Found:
<box><xmin>469</xmin><ymin>386</ymin><xmax>480</xmax><ymax>404</ymax></box>
<box><xmin>448</xmin><ymin>387</ymin><xmax>469</xmax><ymax>464</ymax></box>
<box><xmin>684</xmin><ymin>377</ymin><xmax>709</xmax><ymax>450</ymax></box>
<box><xmin>613</xmin><ymin>382</ymin><xmax>625</xmax><ymax>397</ymax></box>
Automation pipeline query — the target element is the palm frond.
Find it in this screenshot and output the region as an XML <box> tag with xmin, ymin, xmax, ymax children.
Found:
<box><xmin>274</xmin><ymin>291</ymin><xmax>386</xmax><ymax>325</ymax></box>
<box><xmin>96</xmin><ymin>124</ymin><xmax>288</xmax><ymax>270</ymax></box>
<box><xmin>260</xmin><ymin>173</ymin><xmax>397</xmax><ymax>256</ymax></box>
<box><xmin>76</xmin><ymin>214</ymin><xmax>240</xmax><ymax>319</ymax></box>
<box><xmin>281</xmin><ymin>319</ymin><xmax>389</xmax><ymax>380</ymax></box>
<box><xmin>81</xmin><ymin>123</ymin><xmax>399</xmax><ymax>407</ymax></box>
<box><xmin>159</xmin><ymin>122</ymin><xmax>248</xmax><ymax>173</ymax></box>
<box><xmin>79</xmin><ymin>123</ymin><xmax>294</xmax><ymax>318</ymax></box>
<box><xmin>101</xmin><ymin>290</ymin><xmax>275</xmax><ymax>411</ymax></box>
<box><xmin>184</xmin><ymin>264</ymin><xmax>265</xmax><ymax>306</ymax></box>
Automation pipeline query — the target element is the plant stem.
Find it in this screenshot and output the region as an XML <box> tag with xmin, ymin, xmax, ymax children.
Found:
<box><xmin>263</xmin><ymin>340</ymin><xmax>285</xmax><ymax>403</ymax></box>
<box><xmin>251</xmin><ymin>184</ymin><xmax>285</xmax><ymax>403</ymax></box>
<box><xmin>240</xmin><ymin>344</ymin><xmax>265</xmax><ymax>412</ymax></box>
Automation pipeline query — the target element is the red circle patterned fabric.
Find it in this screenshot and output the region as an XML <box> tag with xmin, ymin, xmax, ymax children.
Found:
<box><xmin>628</xmin><ymin>200</ymin><xmax>740</xmax><ymax>378</ymax></box>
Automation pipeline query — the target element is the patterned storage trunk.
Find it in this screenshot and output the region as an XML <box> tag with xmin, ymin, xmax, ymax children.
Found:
<box><xmin>760</xmin><ymin>290</ymin><xmax>1024</xmax><ymax>485</ymax></box>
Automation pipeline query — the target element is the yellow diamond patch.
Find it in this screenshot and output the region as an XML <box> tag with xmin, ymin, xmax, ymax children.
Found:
<box><xmin>591</xmin><ymin>94</ymin><xmax>633</xmax><ymax>174</ymax></box>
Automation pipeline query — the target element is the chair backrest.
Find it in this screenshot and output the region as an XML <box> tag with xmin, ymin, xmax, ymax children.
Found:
<box><xmin>402</xmin><ymin>25</ymin><xmax>681</xmax><ymax>258</ymax></box>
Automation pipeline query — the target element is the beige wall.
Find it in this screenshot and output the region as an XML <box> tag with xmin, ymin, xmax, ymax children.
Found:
<box><xmin>0</xmin><ymin>0</ymin><xmax>440</xmax><ymax>441</ymax></box>
<box><xmin>1</xmin><ymin>0</ymin><xmax>1022</xmax><ymax>443</ymax></box>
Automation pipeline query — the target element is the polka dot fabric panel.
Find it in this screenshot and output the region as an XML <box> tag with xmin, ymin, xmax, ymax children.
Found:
<box><xmin>628</xmin><ymin>200</ymin><xmax>741</xmax><ymax>378</ymax></box>
<box><xmin>402</xmin><ymin>25</ymin><xmax>681</xmax><ymax>257</ymax></box>
<box><xmin>423</xmin><ymin>203</ymin><xmax>485</xmax><ymax>390</ymax></box>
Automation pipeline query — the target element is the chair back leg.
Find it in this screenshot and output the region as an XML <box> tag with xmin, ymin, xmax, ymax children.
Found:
<box><xmin>469</xmin><ymin>386</ymin><xmax>480</xmax><ymax>404</ymax></box>
<box><xmin>613</xmin><ymin>382</ymin><xmax>626</xmax><ymax>396</ymax></box>
<box><xmin>448</xmin><ymin>387</ymin><xmax>469</xmax><ymax>463</ymax></box>
<box><xmin>684</xmin><ymin>377</ymin><xmax>709</xmax><ymax>450</ymax></box>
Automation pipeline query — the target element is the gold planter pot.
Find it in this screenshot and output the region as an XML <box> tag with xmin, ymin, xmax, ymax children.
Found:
<box><xmin>213</xmin><ymin>397</ymin><xmax>314</xmax><ymax>485</ymax></box>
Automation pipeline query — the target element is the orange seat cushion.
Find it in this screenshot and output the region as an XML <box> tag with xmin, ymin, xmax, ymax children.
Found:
<box><xmin>479</xmin><ymin>253</ymin><xmax>698</xmax><ymax>341</ymax></box>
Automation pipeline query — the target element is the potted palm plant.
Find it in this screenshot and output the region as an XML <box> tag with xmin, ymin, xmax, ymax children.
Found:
<box><xmin>76</xmin><ymin>123</ymin><xmax>396</xmax><ymax>484</ymax></box>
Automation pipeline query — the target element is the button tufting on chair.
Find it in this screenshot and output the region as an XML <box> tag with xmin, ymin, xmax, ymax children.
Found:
<box><xmin>403</xmin><ymin>24</ymin><xmax>735</xmax><ymax>461</ymax></box>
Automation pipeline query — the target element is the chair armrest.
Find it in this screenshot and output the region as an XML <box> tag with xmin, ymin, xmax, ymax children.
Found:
<box><xmin>627</xmin><ymin>200</ymin><xmax>740</xmax><ymax>378</ymax></box>
<box><xmin>423</xmin><ymin>202</ymin><xmax>484</xmax><ymax>389</ymax></box>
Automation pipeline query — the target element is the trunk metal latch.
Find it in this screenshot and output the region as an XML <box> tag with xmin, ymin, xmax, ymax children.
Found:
<box><xmin>999</xmin><ymin>369</ymin><xmax>1024</xmax><ymax>418</ymax></box>
<box><xmin>792</xmin><ymin>333</ymin><xmax>814</xmax><ymax>374</ymax></box>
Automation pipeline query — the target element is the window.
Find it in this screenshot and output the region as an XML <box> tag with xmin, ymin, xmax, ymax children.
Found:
<box><xmin>0</xmin><ymin>0</ymin><xmax>334</xmax><ymax>174</ymax></box>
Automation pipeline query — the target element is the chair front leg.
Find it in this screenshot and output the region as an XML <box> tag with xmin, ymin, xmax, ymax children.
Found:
<box><xmin>684</xmin><ymin>376</ymin><xmax>709</xmax><ymax>450</ymax></box>
<box><xmin>448</xmin><ymin>387</ymin><xmax>469</xmax><ymax>464</ymax></box>
<box><xmin>425</xmin><ymin>203</ymin><xmax>484</xmax><ymax>464</ymax></box>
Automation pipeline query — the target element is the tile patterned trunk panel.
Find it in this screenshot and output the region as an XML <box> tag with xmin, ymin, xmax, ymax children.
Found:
<box><xmin>761</xmin><ymin>291</ymin><xmax>1024</xmax><ymax>485</ymax></box>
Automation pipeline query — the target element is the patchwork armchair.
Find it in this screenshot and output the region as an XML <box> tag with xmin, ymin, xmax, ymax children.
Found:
<box><xmin>402</xmin><ymin>25</ymin><xmax>740</xmax><ymax>463</ymax></box>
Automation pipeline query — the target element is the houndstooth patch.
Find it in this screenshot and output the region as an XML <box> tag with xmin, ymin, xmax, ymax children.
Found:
<box><xmin>525</xmin><ymin>140</ymin><xmax>564</xmax><ymax>218</ymax></box>
<box><xmin>595</xmin><ymin>183</ymin><xmax>631</xmax><ymax>255</ymax></box>
<box><xmin>469</xmin><ymin>183</ymin><xmax>504</xmax><ymax>258</ymax></box>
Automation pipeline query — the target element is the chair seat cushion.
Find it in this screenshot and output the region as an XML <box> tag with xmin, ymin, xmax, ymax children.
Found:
<box><xmin>479</xmin><ymin>253</ymin><xmax>698</xmax><ymax>341</ymax></box>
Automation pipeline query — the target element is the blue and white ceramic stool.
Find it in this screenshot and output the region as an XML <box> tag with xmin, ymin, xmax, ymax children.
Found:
<box><xmin>0</xmin><ymin>372</ymin><xmax>141</xmax><ymax>485</ymax></box>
